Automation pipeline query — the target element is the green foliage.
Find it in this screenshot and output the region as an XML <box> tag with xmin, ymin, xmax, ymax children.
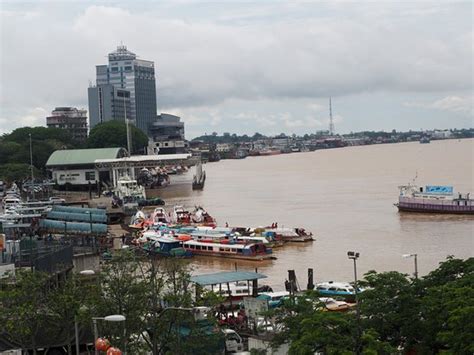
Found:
<box><xmin>417</xmin><ymin>257</ymin><xmax>474</xmax><ymax>353</ymax></box>
<box><xmin>86</xmin><ymin>120</ymin><xmax>148</xmax><ymax>154</ymax></box>
<box><xmin>271</xmin><ymin>257</ymin><xmax>473</xmax><ymax>354</ymax></box>
<box><xmin>0</xmin><ymin>163</ymin><xmax>40</xmax><ymax>183</ymax></box>
<box><xmin>0</xmin><ymin>126</ymin><xmax>77</xmax><ymax>174</ymax></box>
<box><xmin>0</xmin><ymin>270</ymin><xmax>51</xmax><ymax>352</ymax></box>
<box><xmin>359</xmin><ymin>271</ymin><xmax>422</xmax><ymax>348</ymax></box>
<box><xmin>270</xmin><ymin>293</ymin><xmax>357</xmax><ymax>354</ymax></box>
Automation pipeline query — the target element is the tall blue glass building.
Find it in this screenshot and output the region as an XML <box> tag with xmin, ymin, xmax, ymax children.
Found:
<box><xmin>88</xmin><ymin>45</ymin><xmax>157</xmax><ymax>135</ymax></box>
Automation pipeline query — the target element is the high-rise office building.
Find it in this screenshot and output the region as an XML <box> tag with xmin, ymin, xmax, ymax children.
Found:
<box><xmin>88</xmin><ymin>84</ymin><xmax>131</xmax><ymax>128</ymax></box>
<box><xmin>91</xmin><ymin>45</ymin><xmax>157</xmax><ymax>134</ymax></box>
<box><xmin>46</xmin><ymin>107</ymin><xmax>88</xmax><ymax>142</ymax></box>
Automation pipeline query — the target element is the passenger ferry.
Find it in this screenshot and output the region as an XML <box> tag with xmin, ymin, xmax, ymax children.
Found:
<box><xmin>182</xmin><ymin>240</ymin><xmax>275</xmax><ymax>261</ymax></box>
<box><xmin>395</xmin><ymin>184</ymin><xmax>473</xmax><ymax>214</ymax></box>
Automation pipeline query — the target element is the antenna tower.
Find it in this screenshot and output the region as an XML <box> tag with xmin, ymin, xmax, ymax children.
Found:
<box><xmin>329</xmin><ymin>97</ymin><xmax>335</xmax><ymax>135</ymax></box>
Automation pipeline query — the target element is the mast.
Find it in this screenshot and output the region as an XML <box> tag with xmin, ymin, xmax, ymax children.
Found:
<box><xmin>329</xmin><ymin>97</ymin><xmax>335</xmax><ymax>136</ymax></box>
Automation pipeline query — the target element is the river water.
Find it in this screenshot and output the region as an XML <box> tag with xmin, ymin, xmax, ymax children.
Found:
<box><xmin>152</xmin><ymin>139</ymin><xmax>474</xmax><ymax>290</ymax></box>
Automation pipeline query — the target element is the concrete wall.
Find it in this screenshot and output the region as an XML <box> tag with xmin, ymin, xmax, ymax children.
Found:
<box><xmin>73</xmin><ymin>253</ymin><xmax>100</xmax><ymax>273</ymax></box>
<box><xmin>248</xmin><ymin>337</ymin><xmax>289</xmax><ymax>355</ymax></box>
<box><xmin>52</xmin><ymin>168</ymin><xmax>99</xmax><ymax>186</ymax></box>
<box><xmin>0</xmin><ymin>263</ymin><xmax>15</xmax><ymax>278</ymax></box>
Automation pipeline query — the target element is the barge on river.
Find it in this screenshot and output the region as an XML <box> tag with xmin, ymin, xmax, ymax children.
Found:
<box><xmin>395</xmin><ymin>184</ymin><xmax>473</xmax><ymax>214</ymax></box>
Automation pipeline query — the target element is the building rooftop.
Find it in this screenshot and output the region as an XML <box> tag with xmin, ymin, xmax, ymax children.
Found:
<box><xmin>190</xmin><ymin>271</ymin><xmax>267</xmax><ymax>286</ymax></box>
<box><xmin>46</xmin><ymin>148</ymin><xmax>127</xmax><ymax>167</ymax></box>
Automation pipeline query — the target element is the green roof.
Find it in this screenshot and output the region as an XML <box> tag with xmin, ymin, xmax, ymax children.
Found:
<box><xmin>190</xmin><ymin>271</ymin><xmax>267</xmax><ymax>286</ymax></box>
<box><xmin>46</xmin><ymin>148</ymin><xmax>126</xmax><ymax>166</ymax></box>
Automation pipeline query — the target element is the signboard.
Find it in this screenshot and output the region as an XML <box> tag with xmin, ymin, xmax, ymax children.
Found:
<box><xmin>425</xmin><ymin>186</ymin><xmax>454</xmax><ymax>195</ymax></box>
<box><xmin>243</xmin><ymin>297</ymin><xmax>268</xmax><ymax>319</ymax></box>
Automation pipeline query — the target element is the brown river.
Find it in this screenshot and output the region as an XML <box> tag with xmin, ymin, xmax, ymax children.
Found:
<box><xmin>152</xmin><ymin>139</ymin><xmax>474</xmax><ymax>290</ymax></box>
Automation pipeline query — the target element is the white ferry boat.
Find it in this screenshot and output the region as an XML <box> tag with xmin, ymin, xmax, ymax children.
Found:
<box><xmin>395</xmin><ymin>184</ymin><xmax>473</xmax><ymax>214</ymax></box>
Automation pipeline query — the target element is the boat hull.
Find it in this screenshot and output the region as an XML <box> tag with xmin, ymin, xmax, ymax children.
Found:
<box><xmin>396</xmin><ymin>203</ymin><xmax>474</xmax><ymax>215</ymax></box>
<box><xmin>187</xmin><ymin>249</ymin><xmax>276</xmax><ymax>261</ymax></box>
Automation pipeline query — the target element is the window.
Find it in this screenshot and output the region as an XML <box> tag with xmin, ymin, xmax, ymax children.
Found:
<box><xmin>85</xmin><ymin>171</ymin><xmax>95</xmax><ymax>181</ymax></box>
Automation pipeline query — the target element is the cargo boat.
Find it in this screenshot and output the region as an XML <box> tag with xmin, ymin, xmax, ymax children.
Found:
<box><xmin>395</xmin><ymin>184</ymin><xmax>473</xmax><ymax>214</ymax></box>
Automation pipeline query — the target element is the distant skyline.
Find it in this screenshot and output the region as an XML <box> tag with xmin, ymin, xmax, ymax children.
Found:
<box><xmin>0</xmin><ymin>1</ymin><xmax>472</xmax><ymax>138</ymax></box>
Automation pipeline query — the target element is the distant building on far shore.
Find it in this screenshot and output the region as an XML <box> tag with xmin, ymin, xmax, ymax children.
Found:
<box><xmin>46</xmin><ymin>107</ymin><xmax>88</xmax><ymax>142</ymax></box>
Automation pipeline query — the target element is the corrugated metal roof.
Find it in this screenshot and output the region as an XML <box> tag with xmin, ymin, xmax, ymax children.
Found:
<box><xmin>46</xmin><ymin>148</ymin><xmax>127</xmax><ymax>166</ymax></box>
<box><xmin>190</xmin><ymin>271</ymin><xmax>267</xmax><ymax>286</ymax></box>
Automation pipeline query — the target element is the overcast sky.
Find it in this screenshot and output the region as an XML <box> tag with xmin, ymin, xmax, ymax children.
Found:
<box><xmin>0</xmin><ymin>1</ymin><xmax>472</xmax><ymax>138</ymax></box>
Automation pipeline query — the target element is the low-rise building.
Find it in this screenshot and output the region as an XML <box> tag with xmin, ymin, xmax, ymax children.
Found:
<box><xmin>46</xmin><ymin>148</ymin><xmax>128</xmax><ymax>188</ymax></box>
<box><xmin>46</xmin><ymin>107</ymin><xmax>88</xmax><ymax>142</ymax></box>
<box><xmin>46</xmin><ymin>147</ymin><xmax>193</xmax><ymax>190</ymax></box>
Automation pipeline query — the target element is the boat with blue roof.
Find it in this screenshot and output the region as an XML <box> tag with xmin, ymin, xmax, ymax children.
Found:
<box><xmin>395</xmin><ymin>184</ymin><xmax>473</xmax><ymax>214</ymax></box>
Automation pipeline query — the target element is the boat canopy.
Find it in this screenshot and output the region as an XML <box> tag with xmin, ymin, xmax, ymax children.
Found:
<box><xmin>52</xmin><ymin>205</ymin><xmax>106</xmax><ymax>215</ymax></box>
<box><xmin>425</xmin><ymin>186</ymin><xmax>453</xmax><ymax>195</ymax></box>
<box><xmin>190</xmin><ymin>271</ymin><xmax>267</xmax><ymax>286</ymax></box>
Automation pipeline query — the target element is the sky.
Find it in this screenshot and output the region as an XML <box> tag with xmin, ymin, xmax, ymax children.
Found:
<box><xmin>0</xmin><ymin>1</ymin><xmax>472</xmax><ymax>138</ymax></box>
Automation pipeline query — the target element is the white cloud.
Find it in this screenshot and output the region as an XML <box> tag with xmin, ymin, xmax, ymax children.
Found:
<box><xmin>0</xmin><ymin>107</ymin><xmax>47</xmax><ymax>134</ymax></box>
<box><xmin>0</xmin><ymin>2</ymin><xmax>472</xmax><ymax>136</ymax></box>
<box><xmin>404</xmin><ymin>95</ymin><xmax>473</xmax><ymax>114</ymax></box>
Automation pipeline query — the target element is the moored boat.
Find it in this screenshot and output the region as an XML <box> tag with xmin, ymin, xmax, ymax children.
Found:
<box><xmin>182</xmin><ymin>240</ymin><xmax>275</xmax><ymax>261</ymax></box>
<box><xmin>315</xmin><ymin>281</ymin><xmax>363</xmax><ymax>303</ymax></box>
<box><xmin>395</xmin><ymin>184</ymin><xmax>473</xmax><ymax>214</ymax></box>
<box><xmin>142</xmin><ymin>235</ymin><xmax>191</xmax><ymax>257</ymax></box>
<box><xmin>192</xmin><ymin>162</ymin><xmax>206</xmax><ymax>190</ymax></box>
<box><xmin>173</xmin><ymin>205</ymin><xmax>192</xmax><ymax>224</ymax></box>
<box><xmin>265</xmin><ymin>227</ymin><xmax>314</xmax><ymax>242</ymax></box>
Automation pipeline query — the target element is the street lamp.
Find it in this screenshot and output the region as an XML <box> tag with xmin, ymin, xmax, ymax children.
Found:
<box><xmin>347</xmin><ymin>251</ymin><xmax>361</xmax><ymax>355</ymax></box>
<box><xmin>93</xmin><ymin>314</ymin><xmax>126</xmax><ymax>355</ymax></box>
<box><xmin>402</xmin><ymin>253</ymin><xmax>418</xmax><ymax>279</ymax></box>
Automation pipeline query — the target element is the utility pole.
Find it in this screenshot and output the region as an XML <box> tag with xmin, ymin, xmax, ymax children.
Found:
<box><xmin>348</xmin><ymin>251</ymin><xmax>361</xmax><ymax>355</ymax></box>
<box><xmin>29</xmin><ymin>133</ymin><xmax>35</xmax><ymax>200</ymax></box>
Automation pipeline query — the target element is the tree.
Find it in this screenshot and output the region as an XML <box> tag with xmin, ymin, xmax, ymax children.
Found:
<box><xmin>87</xmin><ymin>120</ymin><xmax>149</xmax><ymax>154</ymax></box>
<box><xmin>358</xmin><ymin>271</ymin><xmax>422</xmax><ymax>350</ymax></box>
<box><xmin>271</xmin><ymin>293</ymin><xmax>358</xmax><ymax>354</ymax></box>
<box><xmin>0</xmin><ymin>270</ymin><xmax>51</xmax><ymax>354</ymax></box>
<box><xmin>417</xmin><ymin>257</ymin><xmax>474</xmax><ymax>353</ymax></box>
<box><xmin>0</xmin><ymin>126</ymin><xmax>77</xmax><ymax>172</ymax></box>
<box><xmin>0</xmin><ymin>163</ymin><xmax>40</xmax><ymax>183</ymax></box>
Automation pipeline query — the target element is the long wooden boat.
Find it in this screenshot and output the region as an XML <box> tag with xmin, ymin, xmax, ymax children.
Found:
<box><xmin>182</xmin><ymin>240</ymin><xmax>275</xmax><ymax>261</ymax></box>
